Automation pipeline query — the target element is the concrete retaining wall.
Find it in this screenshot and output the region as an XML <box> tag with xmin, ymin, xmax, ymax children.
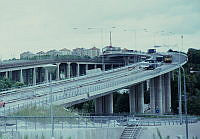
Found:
<box><xmin>12</xmin><ymin>127</ymin><xmax>124</xmax><ymax>139</ymax></box>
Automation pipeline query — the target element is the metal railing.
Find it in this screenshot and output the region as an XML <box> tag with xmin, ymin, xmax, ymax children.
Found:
<box><xmin>1</xmin><ymin>115</ymin><xmax>196</xmax><ymax>132</ymax></box>
<box><xmin>0</xmin><ymin>116</ymin><xmax>126</xmax><ymax>132</ymax></box>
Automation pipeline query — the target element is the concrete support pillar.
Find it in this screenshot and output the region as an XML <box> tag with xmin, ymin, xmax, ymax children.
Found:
<box><xmin>111</xmin><ymin>64</ymin><xmax>114</xmax><ymax>69</ymax></box>
<box><xmin>162</xmin><ymin>75</ymin><xmax>166</xmax><ymax>113</ymax></box>
<box><xmin>165</xmin><ymin>72</ymin><xmax>171</xmax><ymax>113</ymax></box>
<box><xmin>20</xmin><ymin>69</ymin><xmax>24</xmax><ymax>83</ymax></box>
<box><xmin>129</xmin><ymin>82</ymin><xmax>144</xmax><ymax>114</ymax></box>
<box><xmin>5</xmin><ymin>71</ymin><xmax>8</xmax><ymax>79</ymax></box>
<box><xmin>45</xmin><ymin>68</ymin><xmax>49</xmax><ymax>82</ymax></box>
<box><xmin>137</xmin><ymin>82</ymin><xmax>144</xmax><ymax>113</ymax></box>
<box><xmin>155</xmin><ymin>76</ymin><xmax>163</xmax><ymax>114</ymax></box>
<box><xmin>94</xmin><ymin>64</ymin><xmax>97</xmax><ymax>69</ymax></box>
<box><xmin>33</xmin><ymin>67</ymin><xmax>36</xmax><ymax>85</ymax></box>
<box><xmin>77</xmin><ymin>63</ymin><xmax>80</xmax><ymax>77</ymax></box>
<box><xmin>146</xmin><ymin>80</ymin><xmax>150</xmax><ymax>91</ymax></box>
<box><xmin>95</xmin><ymin>97</ymin><xmax>103</xmax><ymax>114</ymax></box>
<box><xmin>127</xmin><ymin>57</ymin><xmax>130</xmax><ymax>65</ymax></box>
<box><xmin>104</xmin><ymin>94</ymin><xmax>113</xmax><ymax>114</ymax></box>
<box><xmin>150</xmin><ymin>78</ymin><xmax>156</xmax><ymax>113</ymax></box>
<box><xmin>102</xmin><ymin>64</ymin><xmax>105</xmax><ymax>71</ymax></box>
<box><xmin>95</xmin><ymin>94</ymin><xmax>113</xmax><ymax>114</ymax></box>
<box><xmin>129</xmin><ymin>86</ymin><xmax>136</xmax><ymax>114</ymax></box>
<box><xmin>67</xmin><ymin>63</ymin><xmax>71</xmax><ymax>78</ymax></box>
<box><xmin>56</xmin><ymin>63</ymin><xmax>60</xmax><ymax>80</ymax></box>
<box><xmin>86</xmin><ymin>64</ymin><xmax>88</xmax><ymax>71</ymax></box>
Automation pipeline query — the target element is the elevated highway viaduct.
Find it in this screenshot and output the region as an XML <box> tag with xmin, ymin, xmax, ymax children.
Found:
<box><xmin>0</xmin><ymin>52</ymin><xmax>146</xmax><ymax>86</ymax></box>
<box><xmin>0</xmin><ymin>52</ymin><xmax>187</xmax><ymax>116</ymax></box>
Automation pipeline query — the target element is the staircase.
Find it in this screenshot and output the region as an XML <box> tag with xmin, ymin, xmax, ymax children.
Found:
<box><xmin>120</xmin><ymin>123</ymin><xmax>142</xmax><ymax>139</ymax></box>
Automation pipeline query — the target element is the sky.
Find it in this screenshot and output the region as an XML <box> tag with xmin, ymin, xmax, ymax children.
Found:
<box><xmin>0</xmin><ymin>0</ymin><xmax>200</xmax><ymax>60</ymax></box>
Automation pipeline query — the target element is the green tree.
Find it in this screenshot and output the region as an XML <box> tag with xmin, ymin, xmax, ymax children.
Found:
<box><xmin>0</xmin><ymin>78</ymin><xmax>24</xmax><ymax>91</ymax></box>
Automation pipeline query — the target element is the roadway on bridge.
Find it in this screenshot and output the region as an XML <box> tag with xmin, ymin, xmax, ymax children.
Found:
<box><xmin>0</xmin><ymin>52</ymin><xmax>187</xmax><ymax>115</ymax></box>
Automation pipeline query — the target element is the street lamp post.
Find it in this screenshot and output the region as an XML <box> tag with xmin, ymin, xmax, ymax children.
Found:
<box><xmin>181</xmin><ymin>66</ymin><xmax>188</xmax><ymax>139</ymax></box>
<box><xmin>178</xmin><ymin>35</ymin><xmax>184</xmax><ymax>124</ymax></box>
<box><xmin>50</xmin><ymin>73</ymin><xmax>54</xmax><ymax>139</ymax></box>
<box><xmin>178</xmin><ymin>67</ymin><xmax>183</xmax><ymax>124</ymax></box>
<box><xmin>178</xmin><ymin>35</ymin><xmax>188</xmax><ymax>139</ymax></box>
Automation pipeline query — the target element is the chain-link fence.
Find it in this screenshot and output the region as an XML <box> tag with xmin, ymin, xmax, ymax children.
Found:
<box><xmin>0</xmin><ymin>116</ymin><xmax>127</xmax><ymax>133</ymax></box>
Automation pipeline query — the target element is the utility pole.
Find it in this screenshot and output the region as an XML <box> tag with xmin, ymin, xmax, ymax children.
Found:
<box><xmin>50</xmin><ymin>73</ymin><xmax>54</xmax><ymax>139</ymax></box>
<box><xmin>178</xmin><ymin>67</ymin><xmax>182</xmax><ymax>124</ymax></box>
<box><xmin>181</xmin><ymin>35</ymin><xmax>189</xmax><ymax>139</ymax></box>
<box><xmin>181</xmin><ymin>66</ymin><xmax>188</xmax><ymax>139</ymax></box>
<box><xmin>178</xmin><ymin>35</ymin><xmax>183</xmax><ymax>124</ymax></box>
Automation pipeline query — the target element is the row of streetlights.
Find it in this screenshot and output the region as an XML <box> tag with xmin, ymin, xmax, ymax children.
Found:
<box><xmin>72</xmin><ymin>26</ymin><xmax>117</xmax><ymax>48</ymax></box>
<box><xmin>178</xmin><ymin>35</ymin><xmax>189</xmax><ymax>139</ymax></box>
<box><xmin>72</xmin><ymin>27</ymin><xmax>181</xmax><ymax>53</ymax></box>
